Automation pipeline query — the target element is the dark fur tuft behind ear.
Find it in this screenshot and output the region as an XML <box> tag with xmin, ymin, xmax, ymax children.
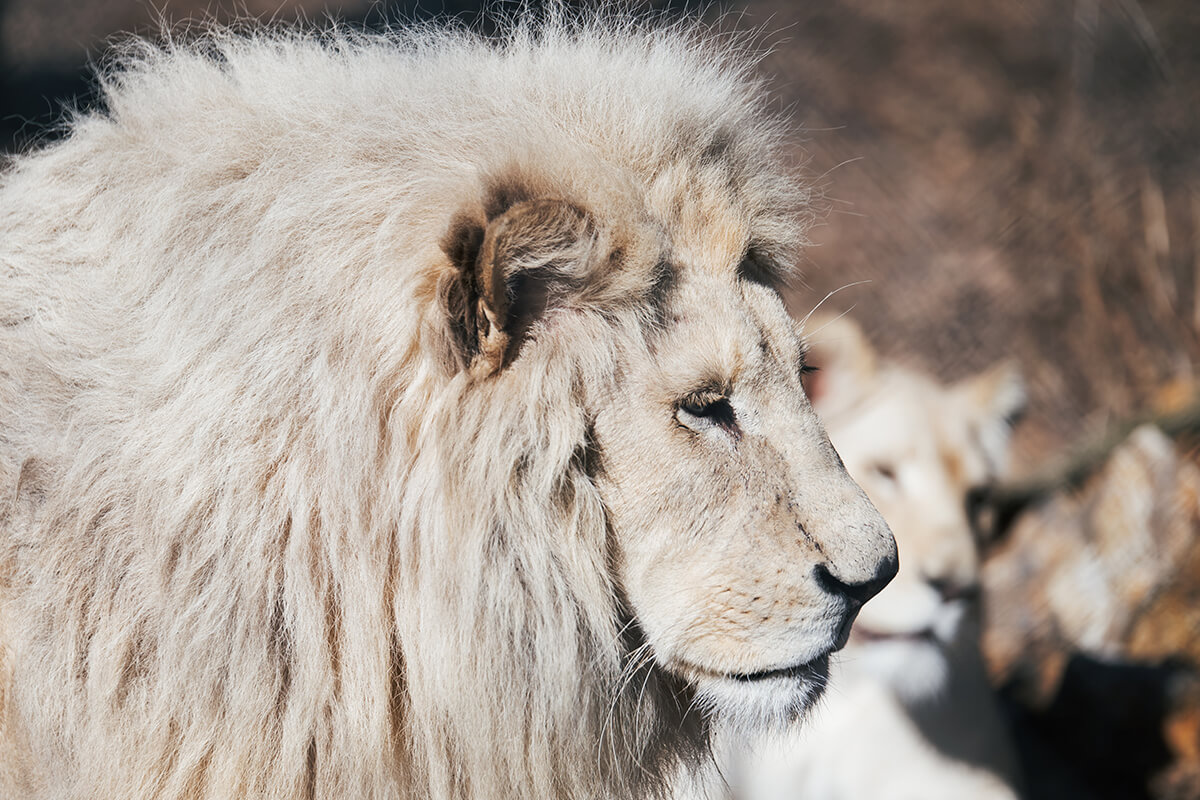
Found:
<box><xmin>438</xmin><ymin>212</ymin><xmax>488</xmax><ymax>371</ymax></box>
<box><xmin>482</xmin><ymin>181</ymin><xmax>534</xmax><ymax>221</ymax></box>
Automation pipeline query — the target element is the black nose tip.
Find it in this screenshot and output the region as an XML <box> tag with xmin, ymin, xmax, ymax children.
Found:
<box><xmin>814</xmin><ymin>557</ymin><xmax>897</xmax><ymax>609</ymax></box>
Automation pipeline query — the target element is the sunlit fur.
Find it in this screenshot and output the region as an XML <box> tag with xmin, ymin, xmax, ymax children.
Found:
<box><xmin>0</xmin><ymin>17</ymin><xmax>896</xmax><ymax>800</ymax></box>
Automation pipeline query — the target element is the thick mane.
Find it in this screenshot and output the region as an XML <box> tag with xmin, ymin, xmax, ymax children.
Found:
<box><xmin>0</xmin><ymin>16</ymin><xmax>808</xmax><ymax>799</ymax></box>
<box><xmin>395</xmin><ymin>328</ymin><xmax>704</xmax><ymax>798</ymax></box>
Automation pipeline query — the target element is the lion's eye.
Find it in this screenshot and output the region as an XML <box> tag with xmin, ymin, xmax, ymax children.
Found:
<box><xmin>676</xmin><ymin>395</ymin><xmax>739</xmax><ymax>437</ymax></box>
<box><xmin>799</xmin><ymin>361</ymin><xmax>819</xmax><ymax>392</ymax></box>
<box><xmin>965</xmin><ymin>486</ymin><xmax>996</xmax><ymax>542</ymax></box>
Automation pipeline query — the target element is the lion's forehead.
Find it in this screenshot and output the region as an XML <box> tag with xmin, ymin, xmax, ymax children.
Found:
<box><xmin>653</xmin><ymin>186</ymin><xmax>751</xmax><ymax>274</ymax></box>
<box><xmin>636</xmin><ymin>151</ymin><xmax>797</xmax><ymax>284</ymax></box>
<box><xmin>645</xmin><ymin>275</ymin><xmax>801</xmax><ymax>388</ymax></box>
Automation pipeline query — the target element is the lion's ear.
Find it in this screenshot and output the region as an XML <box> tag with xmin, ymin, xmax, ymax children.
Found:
<box><xmin>801</xmin><ymin>313</ymin><xmax>878</xmax><ymax>415</ymax></box>
<box><xmin>440</xmin><ymin>199</ymin><xmax>596</xmax><ymax>376</ymax></box>
<box><xmin>954</xmin><ymin>360</ymin><xmax>1026</xmax><ymax>471</ymax></box>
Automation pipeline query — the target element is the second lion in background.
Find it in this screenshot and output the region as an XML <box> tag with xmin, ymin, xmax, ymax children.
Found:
<box><xmin>739</xmin><ymin>314</ymin><xmax>1027</xmax><ymax>800</ymax></box>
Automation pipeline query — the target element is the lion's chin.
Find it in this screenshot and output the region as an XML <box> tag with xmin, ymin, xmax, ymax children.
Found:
<box><xmin>680</xmin><ymin>653</ymin><xmax>831</xmax><ymax>733</ymax></box>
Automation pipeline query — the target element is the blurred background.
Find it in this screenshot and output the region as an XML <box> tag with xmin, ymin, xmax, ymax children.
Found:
<box><xmin>3</xmin><ymin>1</ymin><xmax>1198</xmax><ymax>798</ymax></box>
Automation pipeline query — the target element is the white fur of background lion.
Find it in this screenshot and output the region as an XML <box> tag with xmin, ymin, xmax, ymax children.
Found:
<box><xmin>0</xmin><ymin>14</ymin><xmax>853</xmax><ymax>800</ymax></box>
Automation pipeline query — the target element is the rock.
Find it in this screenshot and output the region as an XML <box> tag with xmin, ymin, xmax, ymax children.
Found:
<box><xmin>983</xmin><ymin>425</ymin><xmax>1200</xmax><ymax>800</ymax></box>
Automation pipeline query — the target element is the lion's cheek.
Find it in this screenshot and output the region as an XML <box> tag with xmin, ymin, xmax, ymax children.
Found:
<box><xmin>618</xmin><ymin>537</ymin><xmax>845</xmax><ymax>677</ymax></box>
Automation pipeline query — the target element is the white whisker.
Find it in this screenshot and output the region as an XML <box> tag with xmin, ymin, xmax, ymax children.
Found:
<box><xmin>798</xmin><ymin>281</ymin><xmax>871</xmax><ymax>331</ymax></box>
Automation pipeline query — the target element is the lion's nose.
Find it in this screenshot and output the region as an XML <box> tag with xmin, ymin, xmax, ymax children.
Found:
<box><xmin>813</xmin><ymin>556</ymin><xmax>898</xmax><ymax>610</ymax></box>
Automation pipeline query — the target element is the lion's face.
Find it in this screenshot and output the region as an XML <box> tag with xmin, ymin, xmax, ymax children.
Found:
<box><xmin>437</xmin><ymin>177</ymin><xmax>897</xmax><ymax>733</ymax></box>
<box><xmin>589</xmin><ymin>271</ymin><xmax>897</xmax><ymax>729</ymax></box>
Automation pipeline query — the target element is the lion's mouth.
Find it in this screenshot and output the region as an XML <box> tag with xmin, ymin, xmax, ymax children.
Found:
<box><xmin>684</xmin><ymin>652</ymin><xmax>831</xmax><ymax>685</ymax></box>
<box><xmin>728</xmin><ymin>652</ymin><xmax>831</xmax><ymax>683</ymax></box>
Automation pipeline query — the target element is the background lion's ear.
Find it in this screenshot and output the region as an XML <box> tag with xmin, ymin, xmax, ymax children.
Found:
<box><xmin>801</xmin><ymin>313</ymin><xmax>878</xmax><ymax>414</ymax></box>
<box><xmin>440</xmin><ymin>199</ymin><xmax>596</xmax><ymax>376</ymax></box>
<box><xmin>955</xmin><ymin>360</ymin><xmax>1027</xmax><ymax>471</ymax></box>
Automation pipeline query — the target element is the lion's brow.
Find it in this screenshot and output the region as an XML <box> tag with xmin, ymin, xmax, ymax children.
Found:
<box><xmin>639</xmin><ymin>260</ymin><xmax>677</xmax><ymax>328</ymax></box>
<box><xmin>736</xmin><ymin>245</ymin><xmax>787</xmax><ymax>289</ymax></box>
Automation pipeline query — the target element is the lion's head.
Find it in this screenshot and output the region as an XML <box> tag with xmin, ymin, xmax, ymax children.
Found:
<box><xmin>399</xmin><ymin>147</ymin><xmax>897</xmax><ymax>792</ymax></box>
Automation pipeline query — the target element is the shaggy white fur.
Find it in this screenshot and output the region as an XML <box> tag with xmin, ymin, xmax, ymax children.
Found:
<box><xmin>0</xmin><ymin>15</ymin><xmax>897</xmax><ymax>800</ymax></box>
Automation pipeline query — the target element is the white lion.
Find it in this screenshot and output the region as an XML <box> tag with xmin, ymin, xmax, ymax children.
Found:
<box><xmin>0</xmin><ymin>19</ymin><xmax>897</xmax><ymax>800</ymax></box>
<box><xmin>735</xmin><ymin>314</ymin><xmax>1025</xmax><ymax>800</ymax></box>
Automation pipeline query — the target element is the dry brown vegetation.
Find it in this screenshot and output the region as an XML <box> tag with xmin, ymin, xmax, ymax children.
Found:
<box><xmin>754</xmin><ymin>0</ymin><xmax>1200</xmax><ymax>466</ymax></box>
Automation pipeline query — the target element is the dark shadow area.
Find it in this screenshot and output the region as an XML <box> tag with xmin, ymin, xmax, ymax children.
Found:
<box><xmin>1001</xmin><ymin>654</ymin><xmax>1191</xmax><ymax>800</ymax></box>
<box><xmin>0</xmin><ymin>0</ymin><xmax>698</xmax><ymax>154</ymax></box>
<box><xmin>1</xmin><ymin>63</ymin><xmax>98</xmax><ymax>154</ymax></box>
